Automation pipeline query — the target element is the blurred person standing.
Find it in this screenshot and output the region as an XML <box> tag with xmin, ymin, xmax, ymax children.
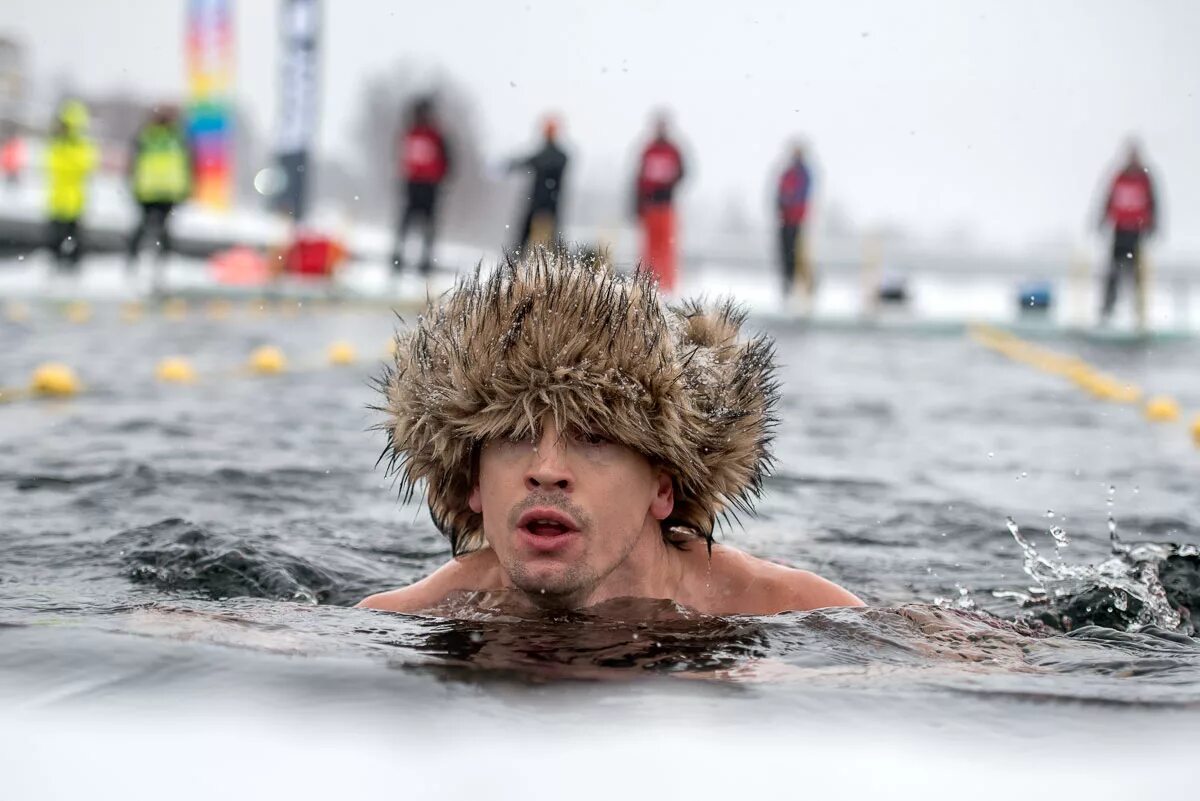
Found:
<box><xmin>392</xmin><ymin>97</ymin><xmax>451</xmax><ymax>279</ymax></box>
<box><xmin>126</xmin><ymin>107</ymin><xmax>191</xmax><ymax>276</ymax></box>
<box><xmin>776</xmin><ymin>141</ymin><xmax>814</xmax><ymax>303</ymax></box>
<box><xmin>508</xmin><ymin>116</ymin><xmax>568</xmax><ymax>252</ymax></box>
<box><xmin>45</xmin><ymin>100</ymin><xmax>97</xmax><ymax>271</ymax></box>
<box><xmin>1097</xmin><ymin>140</ymin><xmax>1158</xmax><ymax>326</ymax></box>
<box><xmin>633</xmin><ymin>113</ymin><xmax>686</xmax><ymax>293</ymax></box>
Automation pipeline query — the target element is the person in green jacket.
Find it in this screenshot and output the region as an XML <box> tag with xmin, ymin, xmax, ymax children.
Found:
<box><xmin>126</xmin><ymin>107</ymin><xmax>191</xmax><ymax>273</ymax></box>
<box><xmin>45</xmin><ymin>100</ymin><xmax>97</xmax><ymax>271</ymax></box>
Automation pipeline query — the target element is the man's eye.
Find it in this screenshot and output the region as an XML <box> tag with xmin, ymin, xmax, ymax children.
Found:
<box><xmin>574</xmin><ymin>431</ymin><xmax>609</xmax><ymax>446</ymax></box>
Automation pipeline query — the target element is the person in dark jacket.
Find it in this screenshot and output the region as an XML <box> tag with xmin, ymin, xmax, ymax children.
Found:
<box><xmin>1097</xmin><ymin>140</ymin><xmax>1159</xmax><ymax>325</ymax></box>
<box><xmin>776</xmin><ymin>142</ymin><xmax>813</xmax><ymax>300</ymax></box>
<box><xmin>393</xmin><ymin>97</ymin><xmax>452</xmax><ymax>277</ymax></box>
<box><xmin>126</xmin><ymin>107</ymin><xmax>191</xmax><ymax>275</ymax></box>
<box><xmin>633</xmin><ymin>114</ymin><xmax>686</xmax><ymax>292</ymax></box>
<box><xmin>508</xmin><ymin>116</ymin><xmax>568</xmax><ymax>252</ymax></box>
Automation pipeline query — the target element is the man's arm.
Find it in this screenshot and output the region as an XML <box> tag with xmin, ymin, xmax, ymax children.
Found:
<box><xmin>1097</xmin><ymin>176</ymin><xmax>1115</xmax><ymax>231</ymax></box>
<box><xmin>1146</xmin><ymin>170</ymin><xmax>1158</xmax><ymax>236</ymax></box>
<box><xmin>440</xmin><ymin>131</ymin><xmax>453</xmax><ymax>180</ymax></box>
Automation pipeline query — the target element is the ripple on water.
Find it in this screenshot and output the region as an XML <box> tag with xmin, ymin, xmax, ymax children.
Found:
<box><xmin>109</xmin><ymin>518</ymin><xmax>359</xmax><ymax>606</ymax></box>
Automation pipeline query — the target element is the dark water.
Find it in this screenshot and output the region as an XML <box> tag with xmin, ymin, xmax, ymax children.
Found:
<box><xmin>2</xmin><ymin>301</ymin><xmax>1200</xmax><ymax>795</ymax></box>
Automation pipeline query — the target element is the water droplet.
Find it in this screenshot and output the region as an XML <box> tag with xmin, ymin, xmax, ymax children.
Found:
<box><xmin>987</xmin><ymin>451</ymin><xmax>994</xmax><ymax>458</ymax></box>
<box><xmin>1049</xmin><ymin>525</ymin><xmax>1070</xmax><ymax>549</ymax></box>
<box><xmin>1046</xmin><ymin>509</ymin><xmax>1055</xmax><ymax>518</ymax></box>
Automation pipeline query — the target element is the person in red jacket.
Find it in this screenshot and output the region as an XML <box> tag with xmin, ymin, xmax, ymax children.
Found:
<box><xmin>393</xmin><ymin>97</ymin><xmax>452</xmax><ymax>279</ymax></box>
<box><xmin>776</xmin><ymin>142</ymin><xmax>813</xmax><ymax>301</ymax></box>
<box><xmin>1098</xmin><ymin>141</ymin><xmax>1158</xmax><ymax>324</ymax></box>
<box><xmin>633</xmin><ymin>114</ymin><xmax>686</xmax><ymax>293</ymax></box>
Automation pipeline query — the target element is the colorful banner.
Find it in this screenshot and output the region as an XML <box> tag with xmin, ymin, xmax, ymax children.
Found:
<box><xmin>186</xmin><ymin>0</ymin><xmax>234</xmax><ymax>210</ymax></box>
<box><xmin>275</xmin><ymin>0</ymin><xmax>320</xmax><ymax>220</ymax></box>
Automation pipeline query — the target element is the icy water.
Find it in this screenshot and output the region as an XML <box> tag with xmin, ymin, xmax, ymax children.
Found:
<box><xmin>2</xmin><ymin>295</ymin><xmax>1200</xmax><ymax>798</ymax></box>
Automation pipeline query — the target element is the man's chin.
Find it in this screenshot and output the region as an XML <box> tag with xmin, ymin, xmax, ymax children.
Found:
<box><xmin>508</xmin><ymin>561</ymin><xmax>593</xmax><ymax>607</ymax></box>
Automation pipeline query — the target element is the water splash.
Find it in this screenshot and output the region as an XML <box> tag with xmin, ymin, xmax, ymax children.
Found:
<box><xmin>998</xmin><ymin>513</ymin><xmax>1184</xmax><ymax>633</ymax></box>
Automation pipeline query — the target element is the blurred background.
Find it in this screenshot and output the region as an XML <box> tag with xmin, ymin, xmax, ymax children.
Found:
<box><xmin>0</xmin><ymin>0</ymin><xmax>1197</xmax><ymax>323</ymax></box>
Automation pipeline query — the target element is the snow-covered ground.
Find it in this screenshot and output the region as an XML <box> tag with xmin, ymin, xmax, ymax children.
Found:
<box><xmin>2</xmin><ymin>170</ymin><xmax>1197</xmax><ymax>331</ymax></box>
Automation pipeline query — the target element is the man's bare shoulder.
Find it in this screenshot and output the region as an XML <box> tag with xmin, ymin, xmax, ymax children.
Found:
<box><xmin>697</xmin><ymin>544</ymin><xmax>864</xmax><ymax>615</ymax></box>
<box><xmin>356</xmin><ymin>549</ymin><xmax>502</xmax><ymax>614</ymax></box>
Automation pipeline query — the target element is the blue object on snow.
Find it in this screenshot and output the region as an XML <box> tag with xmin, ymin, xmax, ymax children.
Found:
<box><xmin>1018</xmin><ymin>281</ymin><xmax>1053</xmax><ymax>312</ymax></box>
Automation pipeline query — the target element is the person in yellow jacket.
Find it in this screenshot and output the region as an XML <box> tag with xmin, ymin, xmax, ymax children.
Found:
<box><xmin>45</xmin><ymin>100</ymin><xmax>97</xmax><ymax>270</ymax></box>
<box><xmin>126</xmin><ymin>107</ymin><xmax>191</xmax><ymax>275</ymax></box>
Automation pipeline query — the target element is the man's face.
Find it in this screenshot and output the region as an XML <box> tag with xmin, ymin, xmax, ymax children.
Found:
<box><xmin>468</xmin><ymin>417</ymin><xmax>674</xmax><ymax>608</ymax></box>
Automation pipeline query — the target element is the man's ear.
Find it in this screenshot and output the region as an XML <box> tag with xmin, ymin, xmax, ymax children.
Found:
<box><xmin>468</xmin><ymin>483</ymin><xmax>482</xmax><ymax>514</ymax></box>
<box><xmin>649</xmin><ymin>470</ymin><xmax>674</xmax><ymax>521</ymax></box>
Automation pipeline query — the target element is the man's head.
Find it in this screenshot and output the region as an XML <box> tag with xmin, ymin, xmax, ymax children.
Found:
<box><xmin>150</xmin><ymin>105</ymin><xmax>177</xmax><ymax>127</ymax></box>
<box><xmin>652</xmin><ymin>111</ymin><xmax>672</xmax><ymax>141</ymax></box>
<box><xmin>380</xmin><ymin>249</ymin><xmax>778</xmax><ymax>590</ymax></box>
<box><xmin>1123</xmin><ymin>137</ymin><xmax>1143</xmax><ymax>170</ymax></box>
<box><xmin>411</xmin><ymin>96</ymin><xmax>434</xmax><ymax>126</ymax></box>
<box><xmin>57</xmin><ymin>100</ymin><xmax>89</xmax><ymax>136</ymax></box>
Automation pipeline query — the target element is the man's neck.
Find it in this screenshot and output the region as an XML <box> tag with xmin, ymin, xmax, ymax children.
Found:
<box><xmin>583</xmin><ymin>526</ymin><xmax>688</xmax><ymax>609</ymax></box>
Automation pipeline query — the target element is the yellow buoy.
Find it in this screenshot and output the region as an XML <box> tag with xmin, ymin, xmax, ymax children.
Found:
<box><xmin>1191</xmin><ymin>414</ymin><xmax>1200</xmax><ymax>446</ymax></box>
<box><xmin>206</xmin><ymin>299</ymin><xmax>233</xmax><ymax>320</ymax></box>
<box><xmin>120</xmin><ymin>302</ymin><xmax>144</xmax><ymax>323</ymax></box>
<box><xmin>1144</xmin><ymin>395</ymin><xmax>1181</xmax><ymax>423</ymax></box>
<box><xmin>327</xmin><ymin>341</ymin><xmax>357</xmax><ymax>366</ymax></box>
<box><xmin>155</xmin><ymin>357</ymin><xmax>197</xmax><ymax>384</ymax></box>
<box><xmin>249</xmin><ymin>345</ymin><xmax>287</xmax><ymax>375</ymax></box>
<box><xmin>29</xmin><ymin>362</ymin><xmax>80</xmax><ymax>397</ymax></box>
<box><xmin>161</xmin><ymin>297</ymin><xmax>189</xmax><ymax>321</ymax></box>
<box><xmin>4</xmin><ymin>302</ymin><xmax>30</xmax><ymax>323</ymax></box>
<box><xmin>385</xmin><ymin>337</ymin><xmax>399</xmax><ymax>357</ymax></box>
<box><xmin>64</xmin><ymin>301</ymin><xmax>91</xmax><ymax>324</ymax></box>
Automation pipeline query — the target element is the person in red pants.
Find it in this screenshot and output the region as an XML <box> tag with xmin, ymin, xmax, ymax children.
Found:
<box><xmin>633</xmin><ymin>114</ymin><xmax>686</xmax><ymax>292</ymax></box>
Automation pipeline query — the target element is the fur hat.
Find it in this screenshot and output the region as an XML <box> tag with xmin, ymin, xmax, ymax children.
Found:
<box><xmin>379</xmin><ymin>248</ymin><xmax>779</xmax><ymax>554</ymax></box>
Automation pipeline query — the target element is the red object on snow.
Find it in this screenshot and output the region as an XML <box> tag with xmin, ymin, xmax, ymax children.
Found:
<box><xmin>284</xmin><ymin>233</ymin><xmax>346</xmax><ymax>277</ymax></box>
<box><xmin>0</xmin><ymin>136</ymin><xmax>25</xmax><ymax>177</ymax></box>
<box><xmin>210</xmin><ymin>247</ymin><xmax>271</xmax><ymax>285</ymax></box>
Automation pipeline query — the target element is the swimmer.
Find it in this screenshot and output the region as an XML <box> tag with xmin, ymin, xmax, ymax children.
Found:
<box><xmin>358</xmin><ymin>248</ymin><xmax>862</xmax><ymax>616</ymax></box>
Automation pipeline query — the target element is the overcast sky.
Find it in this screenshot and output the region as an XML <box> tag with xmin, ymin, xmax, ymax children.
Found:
<box><xmin>3</xmin><ymin>0</ymin><xmax>1199</xmax><ymax>256</ymax></box>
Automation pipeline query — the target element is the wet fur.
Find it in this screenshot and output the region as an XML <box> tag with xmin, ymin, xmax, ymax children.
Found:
<box><xmin>378</xmin><ymin>247</ymin><xmax>779</xmax><ymax>555</ymax></box>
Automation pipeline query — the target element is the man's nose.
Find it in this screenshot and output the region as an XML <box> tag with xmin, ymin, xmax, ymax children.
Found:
<box><xmin>525</xmin><ymin>429</ymin><xmax>573</xmax><ymax>492</ymax></box>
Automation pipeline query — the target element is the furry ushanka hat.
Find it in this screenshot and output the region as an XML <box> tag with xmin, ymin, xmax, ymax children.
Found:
<box><xmin>380</xmin><ymin>248</ymin><xmax>779</xmax><ymax>555</ymax></box>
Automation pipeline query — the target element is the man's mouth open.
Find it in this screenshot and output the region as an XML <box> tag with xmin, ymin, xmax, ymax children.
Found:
<box><xmin>516</xmin><ymin>508</ymin><xmax>581</xmax><ymax>553</ymax></box>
